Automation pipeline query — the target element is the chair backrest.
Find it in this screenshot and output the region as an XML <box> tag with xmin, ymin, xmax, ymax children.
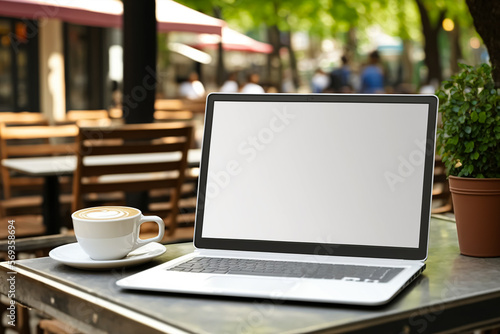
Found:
<box><xmin>66</xmin><ymin>110</ymin><xmax>110</xmax><ymax>121</ymax></box>
<box><xmin>0</xmin><ymin>124</ymin><xmax>79</xmax><ymax>199</ymax></box>
<box><xmin>154</xmin><ymin>110</ymin><xmax>194</xmax><ymax>122</ymax></box>
<box><xmin>154</xmin><ymin>99</ymin><xmax>184</xmax><ymax>111</ymax></box>
<box><xmin>182</xmin><ymin>99</ymin><xmax>205</xmax><ymax>113</ymax></box>
<box><xmin>155</xmin><ymin>99</ymin><xmax>205</xmax><ymax>114</ymax></box>
<box><xmin>0</xmin><ymin>112</ymin><xmax>48</xmax><ymax>125</ymax></box>
<box><xmin>72</xmin><ymin>123</ymin><xmax>193</xmax><ymax>234</ymax></box>
<box><xmin>63</xmin><ymin>110</ymin><xmax>113</xmax><ymax>127</ymax></box>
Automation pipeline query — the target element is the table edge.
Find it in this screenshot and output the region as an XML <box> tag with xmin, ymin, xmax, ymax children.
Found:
<box><xmin>0</xmin><ymin>262</ymin><xmax>191</xmax><ymax>334</ymax></box>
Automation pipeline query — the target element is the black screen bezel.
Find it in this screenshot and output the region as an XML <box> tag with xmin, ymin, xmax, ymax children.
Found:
<box><xmin>194</xmin><ymin>93</ymin><xmax>438</xmax><ymax>261</ymax></box>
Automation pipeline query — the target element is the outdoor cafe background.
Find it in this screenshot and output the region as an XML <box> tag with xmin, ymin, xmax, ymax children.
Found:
<box><xmin>0</xmin><ymin>0</ymin><xmax>491</xmax><ymax>123</ymax></box>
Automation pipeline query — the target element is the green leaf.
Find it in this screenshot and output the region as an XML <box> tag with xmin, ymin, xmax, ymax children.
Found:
<box><xmin>437</xmin><ymin>91</ymin><xmax>447</xmax><ymax>100</ymax></box>
<box><xmin>465</xmin><ymin>141</ymin><xmax>474</xmax><ymax>153</ymax></box>
<box><xmin>471</xmin><ymin>152</ymin><xmax>479</xmax><ymax>160</ymax></box>
<box><xmin>478</xmin><ymin>112</ymin><xmax>487</xmax><ymax>123</ymax></box>
<box><xmin>464</xmin><ymin>126</ymin><xmax>472</xmax><ymax>134</ymax></box>
<box><xmin>479</xmin><ymin>143</ymin><xmax>488</xmax><ymax>152</ymax></box>
<box><xmin>444</xmin><ymin>82</ymin><xmax>453</xmax><ymax>89</ymax></box>
<box><xmin>471</xmin><ymin>111</ymin><xmax>478</xmax><ymax>122</ymax></box>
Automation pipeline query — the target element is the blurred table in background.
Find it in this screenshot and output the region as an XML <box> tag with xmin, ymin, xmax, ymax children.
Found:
<box><xmin>2</xmin><ymin>149</ymin><xmax>201</xmax><ymax>234</ymax></box>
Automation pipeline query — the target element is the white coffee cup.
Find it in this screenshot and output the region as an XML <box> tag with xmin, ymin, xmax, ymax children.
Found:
<box><xmin>72</xmin><ymin>206</ymin><xmax>165</xmax><ymax>260</ymax></box>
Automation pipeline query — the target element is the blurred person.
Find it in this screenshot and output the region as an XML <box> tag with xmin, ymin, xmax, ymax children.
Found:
<box><xmin>220</xmin><ymin>72</ymin><xmax>239</xmax><ymax>92</ymax></box>
<box><xmin>110</xmin><ymin>80</ymin><xmax>122</xmax><ymax>108</ymax></box>
<box><xmin>328</xmin><ymin>55</ymin><xmax>352</xmax><ymax>93</ymax></box>
<box><xmin>360</xmin><ymin>50</ymin><xmax>385</xmax><ymax>94</ymax></box>
<box><xmin>179</xmin><ymin>72</ymin><xmax>205</xmax><ymax>99</ymax></box>
<box><xmin>282</xmin><ymin>70</ymin><xmax>296</xmax><ymax>93</ymax></box>
<box><xmin>241</xmin><ymin>73</ymin><xmax>265</xmax><ymax>93</ymax></box>
<box><xmin>311</xmin><ymin>68</ymin><xmax>330</xmax><ymax>93</ymax></box>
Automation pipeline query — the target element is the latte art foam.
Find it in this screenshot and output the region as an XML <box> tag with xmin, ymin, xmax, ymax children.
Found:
<box><xmin>73</xmin><ymin>206</ymin><xmax>140</xmax><ymax>221</ymax></box>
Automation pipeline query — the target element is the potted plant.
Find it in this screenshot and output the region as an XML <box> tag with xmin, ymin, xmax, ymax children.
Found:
<box><xmin>436</xmin><ymin>63</ymin><xmax>500</xmax><ymax>257</ymax></box>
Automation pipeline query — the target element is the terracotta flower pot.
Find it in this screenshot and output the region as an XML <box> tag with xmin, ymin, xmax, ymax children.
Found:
<box><xmin>449</xmin><ymin>176</ymin><xmax>500</xmax><ymax>257</ymax></box>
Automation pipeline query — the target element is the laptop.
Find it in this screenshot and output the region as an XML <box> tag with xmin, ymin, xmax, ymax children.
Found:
<box><xmin>117</xmin><ymin>93</ymin><xmax>438</xmax><ymax>306</ymax></box>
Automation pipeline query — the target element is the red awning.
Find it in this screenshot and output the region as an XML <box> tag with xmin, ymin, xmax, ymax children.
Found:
<box><xmin>194</xmin><ymin>27</ymin><xmax>273</xmax><ymax>54</ymax></box>
<box><xmin>0</xmin><ymin>0</ymin><xmax>122</xmax><ymax>27</ymax></box>
<box><xmin>0</xmin><ymin>0</ymin><xmax>224</xmax><ymax>35</ymax></box>
<box><xmin>156</xmin><ymin>0</ymin><xmax>223</xmax><ymax>35</ymax></box>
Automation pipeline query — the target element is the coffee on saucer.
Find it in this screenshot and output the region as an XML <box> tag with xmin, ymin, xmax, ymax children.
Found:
<box><xmin>72</xmin><ymin>206</ymin><xmax>165</xmax><ymax>260</ymax></box>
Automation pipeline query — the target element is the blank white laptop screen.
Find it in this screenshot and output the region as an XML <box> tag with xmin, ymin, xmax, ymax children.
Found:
<box><xmin>201</xmin><ymin>101</ymin><xmax>429</xmax><ymax>249</ymax></box>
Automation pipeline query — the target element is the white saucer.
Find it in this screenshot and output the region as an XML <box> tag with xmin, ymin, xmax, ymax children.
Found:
<box><xmin>49</xmin><ymin>242</ymin><xmax>166</xmax><ymax>270</ymax></box>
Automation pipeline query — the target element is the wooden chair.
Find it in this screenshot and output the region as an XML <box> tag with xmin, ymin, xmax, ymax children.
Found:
<box><xmin>431</xmin><ymin>156</ymin><xmax>453</xmax><ymax>214</ymax></box>
<box><xmin>72</xmin><ymin>123</ymin><xmax>193</xmax><ymax>236</ymax></box>
<box><xmin>0</xmin><ymin>124</ymin><xmax>78</xmax><ymax>232</ymax></box>
<box><xmin>0</xmin><ymin>111</ymin><xmax>48</xmax><ymax>126</ymax></box>
<box><xmin>0</xmin><ymin>112</ymin><xmax>49</xmax><ymax>200</ymax></box>
<box><xmin>178</xmin><ymin>167</ymin><xmax>198</xmax><ymax>226</ymax></box>
<box><xmin>0</xmin><ymin>124</ymin><xmax>78</xmax><ymax>199</ymax></box>
<box><xmin>149</xmin><ymin>167</ymin><xmax>198</xmax><ymax>230</ymax></box>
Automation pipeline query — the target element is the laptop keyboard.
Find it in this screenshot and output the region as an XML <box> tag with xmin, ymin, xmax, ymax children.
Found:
<box><xmin>167</xmin><ymin>257</ymin><xmax>404</xmax><ymax>283</ymax></box>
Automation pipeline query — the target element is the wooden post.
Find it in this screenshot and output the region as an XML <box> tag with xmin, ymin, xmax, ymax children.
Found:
<box><xmin>123</xmin><ymin>0</ymin><xmax>157</xmax><ymax>124</ymax></box>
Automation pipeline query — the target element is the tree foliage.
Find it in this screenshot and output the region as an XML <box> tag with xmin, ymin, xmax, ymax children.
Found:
<box><xmin>178</xmin><ymin>0</ymin><xmax>478</xmax><ymax>86</ymax></box>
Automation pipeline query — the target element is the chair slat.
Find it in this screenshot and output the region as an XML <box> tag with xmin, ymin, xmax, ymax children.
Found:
<box><xmin>66</xmin><ymin>110</ymin><xmax>109</xmax><ymax>121</ymax></box>
<box><xmin>5</xmin><ymin>144</ymin><xmax>77</xmax><ymax>156</ymax></box>
<box><xmin>80</xmin><ymin>161</ymin><xmax>182</xmax><ymax>177</ymax></box>
<box><xmin>0</xmin><ymin>112</ymin><xmax>47</xmax><ymax>125</ymax></box>
<box><xmin>80</xmin><ymin>142</ymin><xmax>187</xmax><ymax>156</ymax></box>
<box><xmin>2</xmin><ymin>125</ymin><xmax>78</xmax><ymax>139</ymax></box>
<box><xmin>80</xmin><ymin>124</ymin><xmax>190</xmax><ymax>141</ymax></box>
<box><xmin>80</xmin><ymin>178</ymin><xmax>179</xmax><ymax>194</ymax></box>
<box><xmin>154</xmin><ymin>110</ymin><xmax>194</xmax><ymax>121</ymax></box>
<box><xmin>154</xmin><ymin>99</ymin><xmax>184</xmax><ymax>110</ymax></box>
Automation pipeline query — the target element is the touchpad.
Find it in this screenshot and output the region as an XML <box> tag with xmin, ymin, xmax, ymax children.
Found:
<box><xmin>204</xmin><ymin>276</ymin><xmax>298</xmax><ymax>295</ymax></box>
